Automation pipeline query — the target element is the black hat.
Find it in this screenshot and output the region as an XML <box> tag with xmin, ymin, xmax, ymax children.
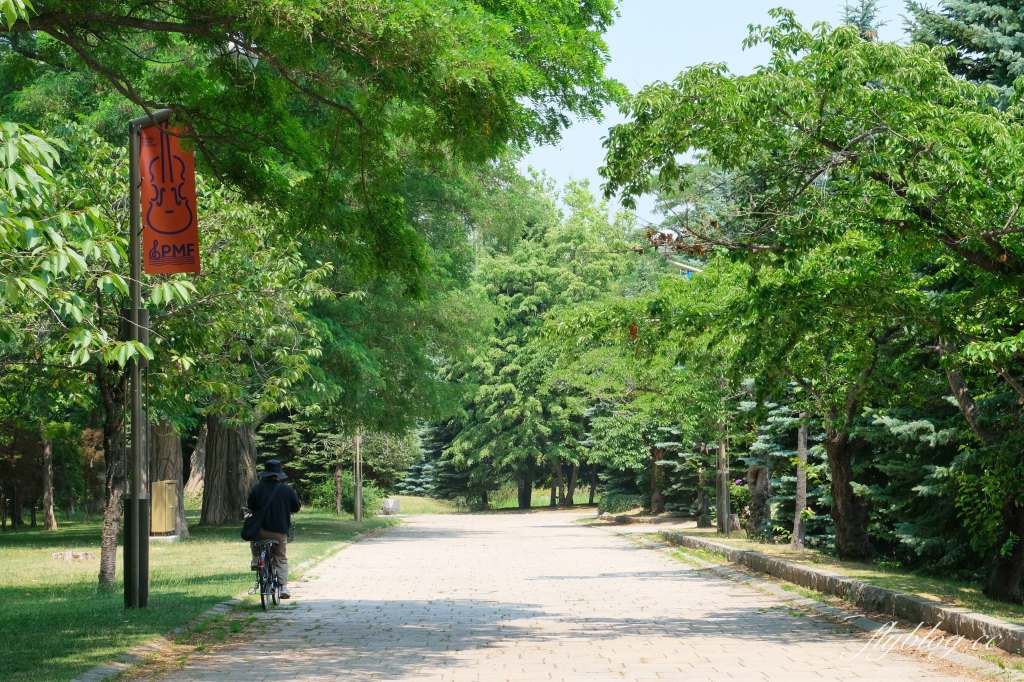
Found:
<box><xmin>258</xmin><ymin>459</ymin><xmax>288</xmax><ymax>480</ymax></box>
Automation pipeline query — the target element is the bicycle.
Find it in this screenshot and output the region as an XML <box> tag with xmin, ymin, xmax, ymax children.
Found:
<box><xmin>251</xmin><ymin>540</ymin><xmax>281</xmax><ymax>609</ymax></box>
<box><xmin>243</xmin><ymin>506</ymin><xmax>281</xmax><ymax>610</ymax></box>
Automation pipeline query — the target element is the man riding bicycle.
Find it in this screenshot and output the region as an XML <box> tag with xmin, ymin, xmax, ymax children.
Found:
<box><xmin>248</xmin><ymin>459</ymin><xmax>301</xmax><ymax>598</ymax></box>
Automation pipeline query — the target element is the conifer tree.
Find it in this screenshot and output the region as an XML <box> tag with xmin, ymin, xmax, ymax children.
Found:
<box><xmin>907</xmin><ymin>0</ymin><xmax>1024</xmax><ymax>101</ymax></box>
<box><xmin>842</xmin><ymin>0</ymin><xmax>887</xmax><ymax>41</ymax></box>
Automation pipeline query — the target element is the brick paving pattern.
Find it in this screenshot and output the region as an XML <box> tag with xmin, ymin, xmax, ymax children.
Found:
<box><xmin>162</xmin><ymin>511</ymin><xmax>968</xmax><ymax>681</ymax></box>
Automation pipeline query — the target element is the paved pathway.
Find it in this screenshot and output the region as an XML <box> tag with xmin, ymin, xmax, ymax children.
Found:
<box><xmin>164</xmin><ymin>512</ymin><xmax>969</xmax><ymax>681</ymax></box>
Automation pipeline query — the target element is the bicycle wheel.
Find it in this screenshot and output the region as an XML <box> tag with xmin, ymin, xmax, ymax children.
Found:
<box><xmin>259</xmin><ymin>551</ymin><xmax>271</xmax><ymax>611</ymax></box>
<box><xmin>274</xmin><ymin>557</ymin><xmax>282</xmax><ymax>606</ymax></box>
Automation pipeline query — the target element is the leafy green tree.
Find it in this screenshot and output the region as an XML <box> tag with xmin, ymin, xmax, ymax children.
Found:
<box><xmin>260</xmin><ymin>415</ymin><xmax>417</xmax><ymax>509</ymax></box>
<box><xmin>0</xmin><ymin>122</ymin><xmax>133</xmax><ymax>363</ymax></box>
<box><xmin>444</xmin><ymin>180</ymin><xmax>637</xmax><ymax>508</ymax></box>
<box><xmin>0</xmin><ymin>122</ymin><xmax>187</xmax><ymax>583</ymax></box>
<box><xmin>548</xmin><ymin>245</ymin><xmax>753</xmax><ymax>516</ymax></box>
<box><xmin>0</xmin><ymin>120</ymin><xmax>339</xmax><ymax>581</ymax></box>
<box><xmin>146</xmin><ymin>186</ymin><xmax>331</xmax><ymax>526</ymax></box>
<box><xmin>0</xmin><ymin>0</ymin><xmax>623</xmax><ymax>292</ymax></box>
<box><xmin>599</xmin><ymin>11</ymin><xmax>1024</xmax><ymax>597</ymax></box>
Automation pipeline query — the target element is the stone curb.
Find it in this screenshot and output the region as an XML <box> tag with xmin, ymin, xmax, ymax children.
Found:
<box><xmin>661</xmin><ymin>530</ymin><xmax>1024</xmax><ymax>659</ymax></box>
<box><xmin>603</xmin><ymin>515</ymin><xmax>687</xmax><ymax>525</ymax></box>
<box><xmin>68</xmin><ymin>532</ymin><xmax>369</xmax><ymax>682</ymax></box>
<box><xmin>616</xmin><ymin>531</ymin><xmax>1024</xmax><ymax>681</ymax></box>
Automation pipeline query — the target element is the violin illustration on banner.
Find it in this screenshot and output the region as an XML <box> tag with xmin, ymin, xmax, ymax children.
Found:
<box><xmin>140</xmin><ymin>122</ymin><xmax>201</xmax><ymax>274</ymax></box>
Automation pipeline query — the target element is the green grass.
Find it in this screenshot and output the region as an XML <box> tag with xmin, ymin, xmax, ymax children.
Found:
<box><xmin>0</xmin><ymin>506</ymin><xmax>396</xmax><ymax>682</ymax></box>
<box><xmin>488</xmin><ymin>487</ymin><xmax>597</xmax><ymax>510</ymax></box>
<box><xmin>394</xmin><ymin>490</ymin><xmax>598</xmax><ymax>513</ymax></box>
<box><xmin>670</xmin><ymin>527</ymin><xmax>1024</xmax><ymax>628</ymax></box>
<box><xmin>392</xmin><ymin>495</ymin><xmax>467</xmax><ymax>514</ymax></box>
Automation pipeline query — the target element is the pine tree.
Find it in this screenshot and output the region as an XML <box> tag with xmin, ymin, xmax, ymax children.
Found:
<box><xmin>907</xmin><ymin>0</ymin><xmax>1024</xmax><ymax>101</ymax></box>
<box><xmin>393</xmin><ymin>453</ymin><xmax>436</xmax><ymax>497</ymax></box>
<box><xmin>407</xmin><ymin>421</ymin><xmax>472</xmax><ymax>501</ymax></box>
<box><xmin>842</xmin><ymin>0</ymin><xmax>887</xmax><ymax>41</ymax></box>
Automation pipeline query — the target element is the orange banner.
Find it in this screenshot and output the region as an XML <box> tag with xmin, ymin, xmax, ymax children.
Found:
<box><xmin>140</xmin><ymin>123</ymin><xmax>200</xmax><ymax>274</ymax></box>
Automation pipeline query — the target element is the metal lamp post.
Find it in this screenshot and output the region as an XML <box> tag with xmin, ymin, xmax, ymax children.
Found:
<box><xmin>124</xmin><ymin>108</ymin><xmax>174</xmax><ymax>609</ymax></box>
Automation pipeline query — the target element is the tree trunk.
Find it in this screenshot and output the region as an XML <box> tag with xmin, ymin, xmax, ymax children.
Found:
<box><xmin>151</xmin><ymin>419</ymin><xmax>189</xmax><ymax>538</ymax></box>
<box><xmin>554</xmin><ymin>462</ymin><xmax>565</xmax><ymax>506</ymax></box>
<box><xmin>791</xmin><ymin>417</ymin><xmax>808</xmax><ymax>550</ymax></box>
<box><xmin>518</xmin><ymin>468</ymin><xmax>533</xmax><ymax>509</ymax></box>
<box><xmin>824</xmin><ymin>425</ymin><xmax>873</xmax><ymax>561</ymax></box>
<box><xmin>82</xmin><ymin>427</ymin><xmax>103</xmax><ymax>521</ymax></box>
<box><xmin>696</xmin><ymin>489</ymin><xmax>711</xmax><ymax>527</ymax></box>
<box><xmin>200</xmin><ymin>416</ymin><xmax>257</xmax><ymax>525</ymax></box>
<box><xmin>1</xmin><ymin>489</ymin><xmax>6</xmax><ymax>531</ymax></box>
<box><xmin>480</xmin><ymin>488</ymin><xmax>489</xmax><ymax>510</ymax></box>
<box><xmin>650</xmin><ymin>448</ymin><xmax>665</xmax><ymax>514</ymax></box>
<box><xmin>563</xmin><ymin>464</ymin><xmax>580</xmax><ymax>508</ymax></box>
<box><xmin>41</xmin><ymin>429</ymin><xmax>58</xmax><ymax>531</ymax></box>
<box><xmin>549</xmin><ymin>479</ymin><xmax>556</xmax><ymax>507</ymax></box>
<box><xmin>11</xmin><ymin>482</ymin><xmax>20</xmax><ymax>528</ymax></box>
<box><xmin>716</xmin><ymin>438</ymin><xmax>730</xmax><ymax>533</ymax></box>
<box><xmin>696</xmin><ymin>445</ymin><xmax>712</xmax><ymax>527</ymax></box>
<box><xmin>30</xmin><ymin>502</ymin><xmax>36</xmax><ymax>527</ymax></box>
<box><xmin>97</xmin><ymin>370</ymin><xmax>128</xmax><ymax>589</ymax></box>
<box><xmin>184</xmin><ymin>422</ymin><xmax>207</xmax><ymax>495</ymax></box>
<box><xmin>746</xmin><ymin>465</ymin><xmax>771</xmax><ymax>538</ymax></box>
<box><xmin>588</xmin><ymin>464</ymin><xmax>597</xmax><ymax>505</ymax></box>
<box><xmin>334</xmin><ymin>462</ymin><xmax>343</xmax><ymax>514</ymax></box>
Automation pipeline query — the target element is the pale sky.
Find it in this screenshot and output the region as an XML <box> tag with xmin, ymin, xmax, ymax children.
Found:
<box><xmin>521</xmin><ymin>0</ymin><xmax>912</xmax><ymax>223</ymax></box>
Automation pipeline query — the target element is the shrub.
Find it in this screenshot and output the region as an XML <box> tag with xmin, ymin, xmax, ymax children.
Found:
<box><xmin>307</xmin><ymin>478</ymin><xmax>337</xmax><ymax>510</ymax></box>
<box><xmin>730</xmin><ymin>483</ymin><xmax>751</xmax><ymax>517</ymax></box>
<box><xmin>598</xmin><ymin>493</ymin><xmax>644</xmax><ymax>515</ymax></box>
<box><xmin>305</xmin><ymin>472</ymin><xmax>385</xmax><ymax>516</ymax></box>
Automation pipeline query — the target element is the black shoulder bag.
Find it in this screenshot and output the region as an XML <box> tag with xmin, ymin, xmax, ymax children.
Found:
<box><xmin>241</xmin><ymin>483</ymin><xmax>284</xmax><ymax>541</ymax></box>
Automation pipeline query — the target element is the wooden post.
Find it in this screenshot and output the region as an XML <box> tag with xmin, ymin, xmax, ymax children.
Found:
<box><xmin>41</xmin><ymin>426</ymin><xmax>58</xmax><ymax>531</ymax></box>
<box><xmin>354</xmin><ymin>430</ymin><xmax>363</xmax><ymax>522</ymax></box>
<box><xmin>716</xmin><ymin>435</ymin><xmax>731</xmax><ymax>534</ymax></box>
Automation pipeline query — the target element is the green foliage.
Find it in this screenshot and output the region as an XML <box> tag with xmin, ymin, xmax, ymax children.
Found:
<box><xmin>907</xmin><ymin>0</ymin><xmax>1024</xmax><ymax>104</ymax></box>
<box><xmin>306</xmin><ymin>471</ymin><xmax>384</xmax><ymax>516</ymax></box>
<box><xmin>0</xmin><ymin>0</ymin><xmax>628</xmax><ymax>602</ymax></box>
<box><xmin>841</xmin><ymin>0</ymin><xmax>886</xmax><ymax>41</ymax></box>
<box><xmin>747</xmin><ymin>401</ymin><xmax>833</xmax><ymax>549</ymax></box>
<box><xmin>0</xmin><ymin>0</ymin><xmax>623</xmax><ymax>293</ymax></box>
<box><xmin>597</xmin><ymin>10</ymin><xmax>1024</xmax><ymax>585</ymax></box>
<box><xmin>0</xmin><ymin>122</ymin><xmax>141</xmax><ymax>364</ymax></box>
<box><xmin>443</xmin><ymin>179</ymin><xmax>641</xmax><ymax>501</ymax></box>
<box><xmin>0</xmin><ymin>0</ymin><xmax>31</xmax><ymax>30</ymax></box>
<box><xmin>729</xmin><ymin>482</ymin><xmax>751</xmax><ymax>517</ymax></box>
<box><xmin>597</xmin><ymin>493</ymin><xmax>644</xmax><ymax>515</ymax></box>
<box><xmin>412</xmin><ymin>420</ymin><xmax>471</xmax><ymax>501</ymax></box>
<box><xmin>393</xmin><ymin>459</ymin><xmax>433</xmax><ymax>497</ymax></box>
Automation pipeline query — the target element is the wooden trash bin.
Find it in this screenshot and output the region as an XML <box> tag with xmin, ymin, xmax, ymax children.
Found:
<box><xmin>151</xmin><ymin>480</ymin><xmax>177</xmax><ymax>535</ymax></box>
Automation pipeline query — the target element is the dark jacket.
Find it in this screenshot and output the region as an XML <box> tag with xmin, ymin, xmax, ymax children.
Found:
<box><xmin>247</xmin><ymin>479</ymin><xmax>301</xmax><ymax>535</ymax></box>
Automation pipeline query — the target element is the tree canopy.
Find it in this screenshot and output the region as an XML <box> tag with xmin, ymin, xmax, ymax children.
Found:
<box><xmin>1</xmin><ymin>0</ymin><xmax>623</xmax><ymax>292</ymax></box>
